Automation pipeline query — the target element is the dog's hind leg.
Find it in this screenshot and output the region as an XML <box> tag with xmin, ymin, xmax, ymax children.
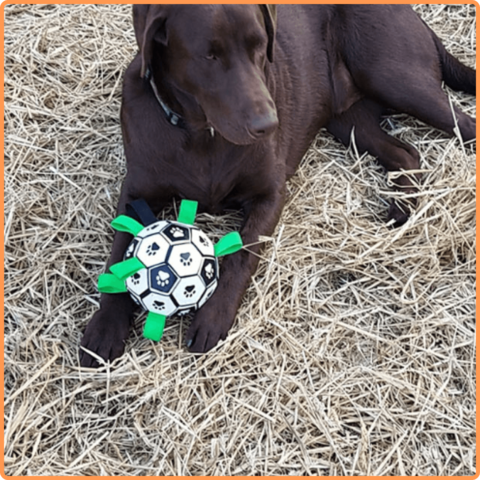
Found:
<box><xmin>349</xmin><ymin>46</ymin><xmax>476</xmax><ymax>142</ymax></box>
<box><xmin>326</xmin><ymin>98</ymin><xmax>421</xmax><ymax>226</ymax></box>
<box><xmin>373</xmin><ymin>81</ymin><xmax>476</xmax><ymax>143</ymax></box>
<box><xmin>341</xmin><ymin>5</ymin><xmax>476</xmax><ymax>142</ymax></box>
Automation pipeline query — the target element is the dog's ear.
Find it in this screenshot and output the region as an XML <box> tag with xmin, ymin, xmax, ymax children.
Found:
<box><xmin>132</xmin><ymin>5</ymin><xmax>169</xmax><ymax>78</ymax></box>
<box><xmin>260</xmin><ymin>5</ymin><xmax>277</xmax><ymax>62</ymax></box>
<box><xmin>132</xmin><ymin>5</ymin><xmax>149</xmax><ymax>50</ymax></box>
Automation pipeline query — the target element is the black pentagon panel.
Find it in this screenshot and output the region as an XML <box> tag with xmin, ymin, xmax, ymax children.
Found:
<box><xmin>124</xmin><ymin>238</ymin><xmax>139</xmax><ymax>260</ymax></box>
<box><xmin>162</xmin><ymin>223</ymin><xmax>190</xmax><ymax>243</ymax></box>
<box><xmin>200</xmin><ymin>258</ymin><xmax>218</xmax><ymax>287</ymax></box>
<box><xmin>149</xmin><ymin>264</ymin><xmax>178</xmax><ymax>293</ymax></box>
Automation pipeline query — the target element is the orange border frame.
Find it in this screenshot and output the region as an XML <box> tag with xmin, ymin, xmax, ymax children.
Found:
<box><xmin>0</xmin><ymin>0</ymin><xmax>480</xmax><ymax>479</ymax></box>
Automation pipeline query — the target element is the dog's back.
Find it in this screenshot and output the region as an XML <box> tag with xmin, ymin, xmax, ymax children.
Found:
<box><xmin>274</xmin><ymin>5</ymin><xmax>475</xmax><ymax>177</ymax></box>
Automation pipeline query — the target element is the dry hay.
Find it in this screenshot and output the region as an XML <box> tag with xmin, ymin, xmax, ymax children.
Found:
<box><xmin>4</xmin><ymin>4</ymin><xmax>476</xmax><ymax>476</ymax></box>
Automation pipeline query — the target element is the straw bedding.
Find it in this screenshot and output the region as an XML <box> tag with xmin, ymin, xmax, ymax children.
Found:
<box><xmin>4</xmin><ymin>4</ymin><xmax>476</xmax><ymax>476</ymax></box>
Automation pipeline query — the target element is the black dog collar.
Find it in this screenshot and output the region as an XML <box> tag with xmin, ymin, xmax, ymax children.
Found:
<box><xmin>145</xmin><ymin>68</ymin><xmax>185</xmax><ymax>128</ymax></box>
<box><xmin>145</xmin><ymin>68</ymin><xmax>214</xmax><ymax>136</ymax></box>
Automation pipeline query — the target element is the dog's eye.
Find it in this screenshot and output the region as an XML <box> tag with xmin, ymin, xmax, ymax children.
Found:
<box><xmin>205</xmin><ymin>53</ymin><xmax>218</xmax><ymax>61</ymax></box>
<box><xmin>246</xmin><ymin>34</ymin><xmax>265</xmax><ymax>51</ymax></box>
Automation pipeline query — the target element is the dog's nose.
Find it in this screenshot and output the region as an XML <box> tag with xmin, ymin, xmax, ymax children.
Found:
<box><xmin>248</xmin><ymin>110</ymin><xmax>279</xmax><ymax>138</ymax></box>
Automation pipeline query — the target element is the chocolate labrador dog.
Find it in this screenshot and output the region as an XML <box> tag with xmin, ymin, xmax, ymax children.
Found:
<box><xmin>80</xmin><ymin>5</ymin><xmax>475</xmax><ymax>367</ymax></box>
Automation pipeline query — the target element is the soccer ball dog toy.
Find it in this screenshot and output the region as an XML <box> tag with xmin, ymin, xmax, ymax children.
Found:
<box><xmin>97</xmin><ymin>199</ymin><xmax>243</xmax><ymax>342</ymax></box>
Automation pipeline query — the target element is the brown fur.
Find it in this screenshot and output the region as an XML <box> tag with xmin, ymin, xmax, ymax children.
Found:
<box><xmin>80</xmin><ymin>4</ymin><xmax>475</xmax><ymax>367</ymax></box>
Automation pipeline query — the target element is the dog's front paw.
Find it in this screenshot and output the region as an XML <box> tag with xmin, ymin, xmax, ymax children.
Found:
<box><xmin>80</xmin><ymin>308</ymin><xmax>131</xmax><ymax>368</ymax></box>
<box><xmin>185</xmin><ymin>303</ymin><xmax>235</xmax><ymax>353</ymax></box>
<box><xmin>387</xmin><ymin>201</ymin><xmax>411</xmax><ymax>227</ymax></box>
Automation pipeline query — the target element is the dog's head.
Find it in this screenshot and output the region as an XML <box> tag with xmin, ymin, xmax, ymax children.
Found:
<box><xmin>133</xmin><ymin>5</ymin><xmax>278</xmax><ymax>145</ymax></box>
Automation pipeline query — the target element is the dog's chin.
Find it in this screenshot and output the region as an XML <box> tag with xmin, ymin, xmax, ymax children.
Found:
<box><xmin>189</xmin><ymin>118</ymin><xmax>258</xmax><ymax>145</ymax></box>
<box><xmin>220</xmin><ymin>132</ymin><xmax>261</xmax><ymax>146</ymax></box>
<box><xmin>202</xmin><ymin>106</ymin><xmax>276</xmax><ymax>145</ymax></box>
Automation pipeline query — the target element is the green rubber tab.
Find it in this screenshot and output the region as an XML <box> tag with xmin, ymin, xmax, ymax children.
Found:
<box><xmin>97</xmin><ymin>273</ymin><xmax>128</xmax><ymax>294</ymax></box>
<box><xmin>109</xmin><ymin>257</ymin><xmax>145</xmax><ymax>281</ymax></box>
<box><xmin>214</xmin><ymin>232</ymin><xmax>243</xmax><ymax>257</ymax></box>
<box><xmin>143</xmin><ymin>312</ymin><xmax>167</xmax><ymax>341</ymax></box>
<box><xmin>111</xmin><ymin>215</ymin><xmax>144</xmax><ymax>236</ymax></box>
<box><xmin>177</xmin><ymin>200</ymin><xmax>198</xmax><ymax>225</ymax></box>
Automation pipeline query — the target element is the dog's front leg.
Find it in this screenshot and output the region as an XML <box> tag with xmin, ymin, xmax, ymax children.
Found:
<box><xmin>79</xmin><ymin>186</ymin><xmax>138</xmax><ymax>367</ymax></box>
<box><xmin>186</xmin><ymin>187</ymin><xmax>286</xmax><ymax>353</ymax></box>
<box><xmin>80</xmin><ymin>184</ymin><xmax>171</xmax><ymax>367</ymax></box>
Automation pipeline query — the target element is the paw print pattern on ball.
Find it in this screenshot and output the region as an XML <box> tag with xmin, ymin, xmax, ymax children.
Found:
<box><xmin>146</xmin><ymin>241</ymin><xmax>160</xmax><ymax>256</ymax></box>
<box><xmin>156</xmin><ymin>270</ymin><xmax>170</xmax><ymax>287</ymax></box>
<box><xmin>150</xmin><ymin>265</ymin><xmax>178</xmax><ymax>293</ymax></box>
<box><xmin>184</xmin><ymin>285</ymin><xmax>196</xmax><ymax>298</ymax></box>
<box><xmin>124</xmin><ymin>239</ymin><xmax>139</xmax><ymax>260</ymax></box>
<box><xmin>200</xmin><ymin>258</ymin><xmax>218</xmax><ymax>287</ymax></box>
<box><xmin>205</xmin><ymin>263</ymin><xmax>214</xmax><ymax>279</ymax></box>
<box><xmin>173</xmin><ymin>277</ymin><xmax>205</xmax><ymax>306</ymax></box>
<box><xmin>191</xmin><ymin>229</ymin><xmax>215</xmax><ymax>256</ymax></box>
<box><xmin>125</xmin><ymin>268</ymin><xmax>149</xmax><ymax>300</ymax></box>
<box><xmin>125</xmin><ymin>243</ymin><xmax>135</xmax><ymax>258</ymax></box>
<box><xmin>171</xmin><ymin>227</ymin><xmax>185</xmax><ymax>238</ymax></box>
<box><xmin>169</xmin><ymin>244</ymin><xmax>202</xmax><ymax>277</ymax></box>
<box><xmin>152</xmin><ymin>300</ymin><xmax>165</xmax><ymax>311</ymax></box>
<box><xmin>162</xmin><ymin>223</ymin><xmax>190</xmax><ymax>243</ymax></box>
<box><xmin>180</xmin><ymin>252</ymin><xmax>192</xmax><ymax>266</ymax></box>
<box><xmin>136</xmin><ymin>233</ymin><xmax>169</xmax><ymax>267</ymax></box>
<box><xmin>142</xmin><ymin>293</ymin><xmax>177</xmax><ymax>317</ymax></box>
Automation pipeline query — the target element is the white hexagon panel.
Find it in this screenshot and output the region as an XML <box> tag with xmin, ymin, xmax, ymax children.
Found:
<box><xmin>168</xmin><ymin>243</ymin><xmax>203</xmax><ymax>277</ymax></box>
<box><xmin>172</xmin><ymin>276</ymin><xmax>206</xmax><ymax>308</ymax></box>
<box><xmin>136</xmin><ymin>233</ymin><xmax>170</xmax><ymax>268</ymax></box>
<box><xmin>191</xmin><ymin>228</ymin><xmax>215</xmax><ymax>257</ymax></box>
<box><xmin>142</xmin><ymin>291</ymin><xmax>178</xmax><ymax>317</ymax></box>
<box><xmin>125</xmin><ymin>267</ymin><xmax>149</xmax><ymax>297</ymax></box>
